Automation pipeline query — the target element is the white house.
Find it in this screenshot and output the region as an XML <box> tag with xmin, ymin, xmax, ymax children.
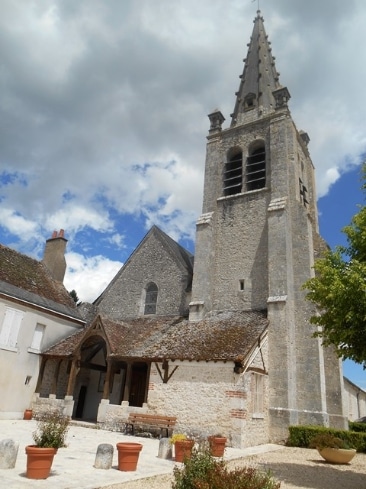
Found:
<box><xmin>0</xmin><ymin>231</ymin><xmax>84</xmax><ymax>418</ymax></box>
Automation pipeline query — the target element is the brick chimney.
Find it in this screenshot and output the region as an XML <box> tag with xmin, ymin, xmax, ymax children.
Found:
<box><xmin>42</xmin><ymin>229</ymin><xmax>68</xmax><ymax>282</ymax></box>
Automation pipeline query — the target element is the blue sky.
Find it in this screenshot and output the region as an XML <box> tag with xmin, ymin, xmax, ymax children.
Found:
<box><xmin>318</xmin><ymin>165</ymin><xmax>366</xmax><ymax>389</ymax></box>
<box><xmin>0</xmin><ymin>1</ymin><xmax>365</xmax><ymax>388</ymax></box>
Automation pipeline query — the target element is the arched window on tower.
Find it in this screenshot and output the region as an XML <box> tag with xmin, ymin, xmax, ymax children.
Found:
<box><xmin>246</xmin><ymin>145</ymin><xmax>266</xmax><ymax>191</ymax></box>
<box><xmin>144</xmin><ymin>282</ymin><xmax>158</xmax><ymax>315</ymax></box>
<box><xmin>223</xmin><ymin>150</ymin><xmax>243</xmax><ymax>196</ymax></box>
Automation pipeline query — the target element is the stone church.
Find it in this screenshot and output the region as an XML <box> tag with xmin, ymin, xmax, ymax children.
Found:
<box><xmin>24</xmin><ymin>11</ymin><xmax>348</xmax><ymax>447</ymax></box>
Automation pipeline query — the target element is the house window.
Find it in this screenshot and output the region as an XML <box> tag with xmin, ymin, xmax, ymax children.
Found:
<box><xmin>246</xmin><ymin>146</ymin><xmax>266</xmax><ymax>191</ymax></box>
<box><xmin>252</xmin><ymin>373</ymin><xmax>264</xmax><ymax>418</ymax></box>
<box><xmin>223</xmin><ymin>150</ymin><xmax>242</xmax><ymax>196</ymax></box>
<box><xmin>0</xmin><ymin>307</ymin><xmax>24</xmax><ymax>350</ymax></box>
<box><xmin>144</xmin><ymin>282</ymin><xmax>158</xmax><ymax>315</ymax></box>
<box><xmin>29</xmin><ymin>323</ymin><xmax>46</xmax><ymax>352</ymax></box>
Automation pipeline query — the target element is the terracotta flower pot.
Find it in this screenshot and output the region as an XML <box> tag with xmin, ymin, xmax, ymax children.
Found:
<box><xmin>318</xmin><ymin>447</ymin><xmax>356</xmax><ymax>464</ymax></box>
<box><xmin>25</xmin><ymin>445</ymin><xmax>57</xmax><ymax>479</ymax></box>
<box><xmin>116</xmin><ymin>442</ymin><xmax>143</xmax><ymax>471</ymax></box>
<box><xmin>208</xmin><ymin>436</ymin><xmax>227</xmax><ymax>457</ymax></box>
<box><xmin>23</xmin><ymin>409</ymin><xmax>33</xmax><ymax>420</ymax></box>
<box><xmin>174</xmin><ymin>440</ymin><xmax>194</xmax><ymax>463</ymax></box>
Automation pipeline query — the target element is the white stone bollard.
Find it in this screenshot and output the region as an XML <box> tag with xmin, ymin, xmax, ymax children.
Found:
<box><xmin>158</xmin><ymin>438</ymin><xmax>172</xmax><ymax>460</ymax></box>
<box><xmin>94</xmin><ymin>443</ymin><xmax>114</xmax><ymax>469</ymax></box>
<box><xmin>0</xmin><ymin>439</ymin><xmax>19</xmax><ymax>469</ymax></box>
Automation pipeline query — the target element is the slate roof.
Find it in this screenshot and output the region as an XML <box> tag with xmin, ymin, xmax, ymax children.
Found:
<box><xmin>0</xmin><ymin>244</ymin><xmax>83</xmax><ymax>321</ymax></box>
<box><xmin>43</xmin><ymin>310</ymin><xmax>268</xmax><ymax>361</ymax></box>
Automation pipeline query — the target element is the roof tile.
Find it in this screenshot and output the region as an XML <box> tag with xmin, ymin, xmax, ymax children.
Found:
<box><xmin>0</xmin><ymin>244</ymin><xmax>81</xmax><ymax>318</ymax></box>
<box><xmin>44</xmin><ymin>310</ymin><xmax>268</xmax><ymax>361</ymax></box>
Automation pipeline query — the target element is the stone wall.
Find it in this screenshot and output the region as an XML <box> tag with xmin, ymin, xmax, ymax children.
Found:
<box><xmin>98</xmin><ymin>346</ymin><xmax>269</xmax><ymax>449</ymax></box>
<box><xmin>214</xmin><ymin>191</ymin><xmax>269</xmax><ymax>311</ymax></box>
<box><xmin>97</xmin><ymin>228</ymin><xmax>191</xmax><ymax>320</ymax></box>
<box><xmin>344</xmin><ymin>378</ymin><xmax>366</xmax><ymax>421</ymax></box>
<box><xmin>32</xmin><ymin>393</ymin><xmax>74</xmax><ymax>418</ymax></box>
<box><xmin>191</xmin><ymin>118</ymin><xmax>272</xmax><ymax>317</ymax></box>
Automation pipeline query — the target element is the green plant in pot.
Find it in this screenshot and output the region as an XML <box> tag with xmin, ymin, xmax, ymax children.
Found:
<box><xmin>170</xmin><ymin>434</ymin><xmax>189</xmax><ymax>444</ymax></box>
<box><xmin>25</xmin><ymin>411</ymin><xmax>70</xmax><ymax>479</ymax></box>
<box><xmin>170</xmin><ymin>434</ymin><xmax>195</xmax><ymax>463</ymax></box>
<box><xmin>309</xmin><ymin>432</ymin><xmax>356</xmax><ymax>464</ymax></box>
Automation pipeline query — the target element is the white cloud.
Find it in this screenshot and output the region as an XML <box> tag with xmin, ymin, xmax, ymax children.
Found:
<box><xmin>0</xmin><ymin>208</ymin><xmax>38</xmax><ymax>236</ymax></box>
<box><xmin>44</xmin><ymin>204</ymin><xmax>113</xmax><ymax>236</ymax></box>
<box><xmin>64</xmin><ymin>252</ymin><xmax>122</xmax><ymax>303</ymax></box>
<box><xmin>318</xmin><ymin>168</ymin><xmax>341</xmax><ymax>197</ymax></box>
<box><xmin>0</xmin><ymin>0</ymin><xmax>365</xmax><ymax>258</ymax></box>
<box><xmin>105</xmin><ymin>233</ymin><xmax>126</xmax><ymax>249</ymax></box>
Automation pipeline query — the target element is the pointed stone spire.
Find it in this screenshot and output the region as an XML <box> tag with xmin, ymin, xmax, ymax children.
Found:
<box><xmin>230</xmin><ymin>11</ymin><xmax>287</xmax><ymax>126</ymax></box>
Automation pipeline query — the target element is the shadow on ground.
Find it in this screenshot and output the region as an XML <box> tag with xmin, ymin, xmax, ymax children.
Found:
<box><xmin>257</xmin><ymin>459</ymin><xmax>365</xmax><ymax>489</ymax></box>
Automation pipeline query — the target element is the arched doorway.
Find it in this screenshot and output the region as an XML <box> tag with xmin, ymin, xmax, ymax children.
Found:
<box><xmin>129</xmin><ymin>362</ymin><xmax>148</xmax><ymax>406</ymax></box>
<box><xmin>73</xmin><ymin>334</ymin><xmax>107</xmax><ymax>421</ymax></box>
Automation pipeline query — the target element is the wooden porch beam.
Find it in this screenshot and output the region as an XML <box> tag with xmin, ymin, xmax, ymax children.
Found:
<box><xmin>80</xmin><ymin>361</ymin><xmax>107</xmax><ymax>372</ymax></box>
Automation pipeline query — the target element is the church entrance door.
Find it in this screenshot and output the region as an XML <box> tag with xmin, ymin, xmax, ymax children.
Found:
<box><xmin>129</xmin><ymin>363</ymin><xmax>148</xmax><ymax>407</ymax></box>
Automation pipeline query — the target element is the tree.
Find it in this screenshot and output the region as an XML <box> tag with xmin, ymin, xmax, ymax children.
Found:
<box><xmin>304</xmin><ymin>165</ymin><xmax>366</xmax><ymax>368</ymax></box>
<box><xmin>69</xmin><ymin>289</ymin><xmax>80</xmax><ymax>304</ymax></box>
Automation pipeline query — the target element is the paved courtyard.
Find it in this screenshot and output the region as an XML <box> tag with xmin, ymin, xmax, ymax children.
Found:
<box><xmin>0</xmin><ymin>419</ymin><xmax>281</xmax><ymax>488</ymax></box>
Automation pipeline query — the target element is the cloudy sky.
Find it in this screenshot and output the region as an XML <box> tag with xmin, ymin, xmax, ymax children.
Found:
<box><xmin>1</xmin><ymin>2</ymin><xmax>365</xmax><ymax>319</ymax></box>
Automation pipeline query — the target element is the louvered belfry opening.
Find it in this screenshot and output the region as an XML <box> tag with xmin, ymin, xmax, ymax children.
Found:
<box><xmin>246</xmin><ymin>146</ymin><xmax>266</xmax><ymax>191</ymax></box>
<box><xmin>223</xmin><ymin>151</ymin><xmax>243</xmax><ymax>196</ymax></box>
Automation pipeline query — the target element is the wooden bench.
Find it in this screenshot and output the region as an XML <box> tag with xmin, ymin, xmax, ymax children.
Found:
<box><xmin>126</xmin><ymin>413</ymin><xmax>177</xmax><ymax>438</ymax></box>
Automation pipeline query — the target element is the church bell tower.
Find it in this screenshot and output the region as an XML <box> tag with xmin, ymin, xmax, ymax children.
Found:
<box><xmin>189</xmin><ymin>11</ymin><xmax>347</xmax><ymax>441</ymax></box>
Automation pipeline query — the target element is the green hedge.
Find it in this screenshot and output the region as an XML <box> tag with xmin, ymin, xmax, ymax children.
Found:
<box><xmin>287</xmin><ymin>425</ymin><xmax>366</xmax><ymax>452</ymax></box>
<box><xmin>349</xmin><ymin>421</ymin><xmax>366</xmax><ymax>433</ymax></box>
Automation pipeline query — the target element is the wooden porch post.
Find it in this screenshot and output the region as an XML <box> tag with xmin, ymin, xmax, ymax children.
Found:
<box><xmin>122</xmin><ymin>362</ymin><xmax>132</xmax><ymax>403</ymax></box>
<box><xmin>35</xmin><ymin>357</ymin><xmax>47</xmax><ymax>393</ymax></box>
<box><xmin>66</xmin><ymin>358</ymin><xmax>79</xmax><ymax>397</ymax></box>
<box><xmin>102</xmin><ymin>359</ymin><xmax>112</xmax><ymax>400</ymax></box>
<box><xmin>144</xmin><ymin>362</ymin><xmax>151</xmax><ymax>404</ymax></box>
<box><xmin>50</xmin><ymin>359</ymin><xmax>62</xmax><ymax>396</ymax></box>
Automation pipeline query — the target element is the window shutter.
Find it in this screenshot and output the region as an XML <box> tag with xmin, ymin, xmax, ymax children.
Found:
<box><xmin>31</xmin><ymin>324</ymin><xmax>45</xmax><ymax>350</ymax></box>
<box><xmin>0</xmin><ymin>308</ymin><xmax>23</xmax><ymax>347</ymax></box>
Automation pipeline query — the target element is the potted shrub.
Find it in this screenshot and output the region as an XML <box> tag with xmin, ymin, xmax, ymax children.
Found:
<box><xmin>170</xmin><ymin>434</ymin><xmax>194</xmax><ymax>463</ymax></box>
<box><xmin>208</xmin><ymin>433</ymin><xmax>227</xmax><ymax>457</ymax></box>
<box><xmin>309</xmin><ymin>432</ymin><xmax>356</xmax><ymax>464</ymax></box>
<box><xmin>25</xmin><ymin>411</ymin><xmax>70</xmax><ymax>479</ymax></box>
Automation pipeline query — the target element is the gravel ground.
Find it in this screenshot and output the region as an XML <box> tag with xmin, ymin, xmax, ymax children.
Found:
<box><xmin>104</xmin><ymin>447</ymin><xmax>366</xmax><ymax>489</ymax></box>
